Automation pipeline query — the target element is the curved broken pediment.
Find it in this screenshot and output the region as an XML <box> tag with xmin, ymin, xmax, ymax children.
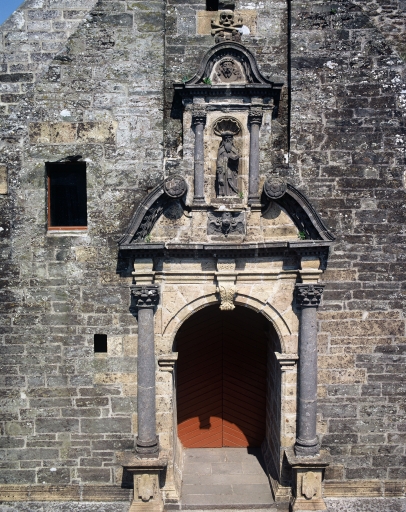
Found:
<box><xmin>263</xmin><ymin>182</ymin><xmax>335</xmax><ymax>242</ymax></box>
<box><xmin>118</xmin><ymin>177</ymin><xmax>334</xmax><ymax>248</ymax></box>
<box><xmin>118</xmin><ymin>176</ymin><xmax>189</xmax><ymax>247</ymax></box>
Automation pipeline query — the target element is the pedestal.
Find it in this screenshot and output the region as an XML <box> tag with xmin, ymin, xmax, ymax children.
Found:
<box><xmin>285</xmin><ymin>447</ymin><xmax>331</xmax><ymax>512</ymax></box>
<box><xmin>117</xmin><ymin>453</ymin><xmax>168</xmax><ymax>512</ymax></box>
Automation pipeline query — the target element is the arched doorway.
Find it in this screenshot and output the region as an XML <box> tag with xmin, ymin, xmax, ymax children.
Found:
<box><xmin>176</xmin><ymin>305</ymin><xmax>268</xmax><ymax>448</ymax></box>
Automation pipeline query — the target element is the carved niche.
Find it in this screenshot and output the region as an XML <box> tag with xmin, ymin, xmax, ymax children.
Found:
<box><xmin>213</xmin><ymin>117</ymin><xmax>242</xmax><ymax>197</ymax></box>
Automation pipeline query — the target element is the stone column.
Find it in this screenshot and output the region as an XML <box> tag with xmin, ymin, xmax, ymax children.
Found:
<box><xmin>294</xmin><ymin>283</ymin><xmax>324</xmax><ymax>457</ymax></box>
<box><xmin>192</xmin><ymin>106</ymin><xmax>207</xmax><ymax>204</ymax></box>
<box><xmin>248</xmin><ymin>106</ymin><xmax>263</xmax><ymax>204</ymax></box>
<box><xmin>131</xmin><ymin>284</ymin><xmax>160</xmax><ymax>457</ymax></box>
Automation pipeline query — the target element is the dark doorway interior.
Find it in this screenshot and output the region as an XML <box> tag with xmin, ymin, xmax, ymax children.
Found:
<box><xmin>176</xmin><ymin>305</ymin><xmax>268</xmax><ymax>448</ymax></box>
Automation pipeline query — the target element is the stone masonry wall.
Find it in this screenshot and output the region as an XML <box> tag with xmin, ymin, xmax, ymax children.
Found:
<box><xmin>0</xmin><ymin>0</ymin><xmax>165</xmax><ymax>492</ymax></box>
<box><xmin>0</xmin><ymin>0</ymin><xmax>405</xmax><ymax>503</ymax></box>
<box><xmin>289</xmin><ymin>0</ymin><xmax>406</xmax><ymax>493</ymax></box>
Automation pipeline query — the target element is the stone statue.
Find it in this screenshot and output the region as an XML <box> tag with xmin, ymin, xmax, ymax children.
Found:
<box><xmin>216</xmin><ymin>133</ymin><xmax>240</xmax><ymax>196</ymax></box>
<box><xmin>213</xmin><ymin>117</ymin><xmax>241</xmax><ymax>197</ymax></box>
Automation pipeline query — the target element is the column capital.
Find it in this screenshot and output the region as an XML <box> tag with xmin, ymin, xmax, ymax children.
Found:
<box><xmin>192</xmin><ymin>106</ymin><xmax>207</xmax><ymax>125</ymax></box>
<box><xmin>131</xmin><ymin>284</ymin><xmax>160</xmax><ymax>309</ymax></box>
<box><xmin>248</xmin><ymin>106</ymin><xmax>263</xmax><ymax>125</ymax></box>
<box><xmin>295</xmin><ymin>283</ymin><xmax>324</xmax><ymax>309</ymax></box>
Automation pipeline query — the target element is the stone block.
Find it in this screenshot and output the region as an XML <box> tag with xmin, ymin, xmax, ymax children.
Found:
<box><xmin>80</xmin><ymin>417</ymin><xmax>132</xmax><ymax>434</ymax></box>
<box><xmin>36</xmin><ymin>418</ymin><xmax>79</xmax><ymax>433</ymax></box>
<box><xmin>107</xmin><ymin>336</ymin><xmax>123</xmax><ymax>356</ymax></box>
<box><xmin>123</xmin><ymin>335</ymin><xmax>137</xmax><ymax>357</ymax></box>
<box><xmin>37</xmin><ymin>467</ymin><xmax>71</xmax><ymax>484</ymax></box>
<box><xmin>0</xmin><ymin>164</ymin><xmax>7</xmax><ymax>194</ymax></box>
<box><xmin>76</xmin><ymin>468</ymin><xmax>111</xmax><ymax>483</ymax></box>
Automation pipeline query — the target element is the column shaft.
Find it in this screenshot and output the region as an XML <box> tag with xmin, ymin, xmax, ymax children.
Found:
<box><xmin>248</xmin><ymin>106</ymin><xmax>262</xmax><ymax>204</ymax></box>
<box><xmin>248</xmin><ymin>121</ymin><xmax>260</xmax><ymax>202</ymax></box>
<box><xmin>131</xmin><ymin>284</ymin><xmax>160</xmax><ymax>457</ymax></box>
<box><xmin>194</xmin><ymin>122</ymin><xmax>205</xmax><ymax>203</ymax></box>
<box><xmin>137</xmin><ymin>307</ymin><xmax>157</xmax><ymax>449</ymax></box>
<box><xmin>294</xmin><ymin>283</ymin><xmax>324</xmax><ymax>457</ymax></box>
<box><xmin>296</xmin><ymin>306</ymin><xmax>318</xmax><ymax>452</ymax></box>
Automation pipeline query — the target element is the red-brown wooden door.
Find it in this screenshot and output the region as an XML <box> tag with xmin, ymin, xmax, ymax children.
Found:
<box><xmin>176</xmin><ymin>306</ymin><xmax>267</xmax><ymax>448</ymax></box>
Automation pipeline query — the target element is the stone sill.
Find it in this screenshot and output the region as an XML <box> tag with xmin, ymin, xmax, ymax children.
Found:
<box><xmin>47</xmin><ymin>229</ymin><xmax>88</xmax><ymax>236</ymax></box>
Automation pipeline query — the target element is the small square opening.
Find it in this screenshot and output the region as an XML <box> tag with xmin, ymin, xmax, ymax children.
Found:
<box><xmin>206</xmin><ymin>0</ymin><xmax>219</xmax><ymax>11</ymax></box>
<box><xmin>94</xmin><ymin>334</ymin><xmax>107</xmax><ymax>353</ymax></box>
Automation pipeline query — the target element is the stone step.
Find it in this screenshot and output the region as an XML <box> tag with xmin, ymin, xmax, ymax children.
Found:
<box><xmin>176</xmin><ymin>448</ymin><xmax>289</xmax><ymax>512</ymax></box>
<box><xmin>166</xmin><ymin>506</ymin><xmax>289</xmax><ymax>511</ymax></box>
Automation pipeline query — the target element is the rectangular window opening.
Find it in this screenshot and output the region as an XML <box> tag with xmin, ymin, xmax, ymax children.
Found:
<box><xmin>206</xmin><ymin>0</ymin><xmax>218</xmax><ymax>11</ymax></box>
<box><xmin>94</xmin><ymin>334</ymin><xmax>107</xmax><ymax>353</ymax></box>
<box><xmin>46</xmin><ymin>160</ymin><xmax>87</xmax><ymax>230</ymax></box>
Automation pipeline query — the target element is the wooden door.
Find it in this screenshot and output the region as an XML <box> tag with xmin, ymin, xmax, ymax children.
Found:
<box><xmin>177</xmin><ymin>306</ymin><xmax>267</xmax><ymax>448</ymax></box>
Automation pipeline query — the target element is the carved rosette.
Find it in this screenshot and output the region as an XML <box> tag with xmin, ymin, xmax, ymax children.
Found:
<box><xmin>295</xmin><ymin>284</ymin><xmax>325</xmax><ymax>309</ymax></box>
<box><xmin>131</xmin><ymin>285</ymin><xmax>160</xmax><ymax>308</ymax></box>
<box><xmin>164</xmin><ymin>175</ymin><xmax>187</xmax><ymax>198</ymax></box>
<box><xmin>216</xmin><ymin>284</ymin><xmax>237</xmax><ymax>311</ymax></box>
<box><xmin>248</xmin><ymin>106</ymin><xmax>263</xmax><ymax>125</ymax></box>
<box><xmin>263</xmin><ymin>176</ymin><xmax>287</xmax><ymax>199</ymax></box>
<box><xmin>192</xmin><ymin>106</ymin><xmax>207</xmax><ymax>126</ymax></box>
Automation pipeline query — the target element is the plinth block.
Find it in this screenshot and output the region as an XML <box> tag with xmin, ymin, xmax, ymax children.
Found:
<box><xmin>285</xmin><ymin>448</ymin><xmax>331</xmax><ymax>512</ymax></box>
<box><xmin>117</xmin><ymin>453</ymin><xmax>168</xmax><ymax>512</ymax></box>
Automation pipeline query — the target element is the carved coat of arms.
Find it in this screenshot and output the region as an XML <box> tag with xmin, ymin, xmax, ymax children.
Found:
<box><xmin>207</xmin><ymin>211</ymin><xmax>245</xmax><ymax>237</ymax></box>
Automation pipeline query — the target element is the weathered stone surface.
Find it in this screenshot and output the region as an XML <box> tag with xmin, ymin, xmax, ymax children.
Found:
<box><xmin>0</xmin><ymin>0</ymin><xmax>405</xmax><ymax>506</ymax></box>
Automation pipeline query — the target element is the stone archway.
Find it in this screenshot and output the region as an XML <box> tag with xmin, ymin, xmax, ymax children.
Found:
<box><xmin>175</xmin><ymin>304</ymin><xmax>270</xmax><ymax>448</ymax></box>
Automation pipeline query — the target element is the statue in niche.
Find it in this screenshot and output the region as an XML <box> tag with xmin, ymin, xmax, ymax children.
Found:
<box><xmin>214</xmin><ymin>118</ymin><xmax>241</xmax><ymax>197</ymax></box>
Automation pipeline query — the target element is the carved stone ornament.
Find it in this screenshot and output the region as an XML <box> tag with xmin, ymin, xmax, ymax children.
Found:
<box><xmin>248</xmin><ymin>106</ymin><xmax>263</xmax><ymax>125</ymax></box>
<box><xmin>295</xmin><ymin>284</ymin><xmax>325</xmax><ymax>309</ymax></box>
<box><xmin>216</xmin><ymin>284</ymin><xmax>237</xmax><ymax>311</ymax></box>
<box><xmin>131</xmin><ymin>285</ymin><xmax>160</xmax><ymax>308</ymax></box>
<box><xmin>301</xmin><ymin>471</ymin><xmax>319</xmax><ymax>500</ymax></box>
<box><xmin>164</xmin><ymin>175</ymin><xmax>187</xmax><ymax>198</ymax></box>
<box><xmin>211</xmin><ymin>10</ymin><xmax>243</xmax><ymax>43</ymax></box>
<box><xmin>208</xmin><ymin>211</ymin><xmax>245</xmax><ymax>237</ymax></box>
<box><xmin>213</xmin><ymin>117</ymin><xmax>241</xmax><ymax>137</ymax></box>
<box><xmin>216</xmin><ymin>58</ymin><xmax>242</xmax><ymax>82</ymax></box>
<box><xmin>263</xmin><ymin>176</ymin><xmax>287</xmax><ymax>199</ymax></box>
<box><xmin>138</xmin><ymin>474</ymin><xmax>155</xmax><ymax>502</ymax></box>
<box><xmin>192</xmin><ymin>106</ymin><xmax>207</xmax><ymax>125</ymax></box>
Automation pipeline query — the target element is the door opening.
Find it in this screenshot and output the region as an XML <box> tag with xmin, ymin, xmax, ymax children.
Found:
<box><xmin>176</xmin><ymin>305</ymin><xmax>268</xmax><ymax>448</ymax></box>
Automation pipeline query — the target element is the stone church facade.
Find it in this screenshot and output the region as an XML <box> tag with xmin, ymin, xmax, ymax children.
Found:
<box><xmin>0</xmin><ymin>0</ymin><xmax>405</xmax><ymax>511</ymax></box>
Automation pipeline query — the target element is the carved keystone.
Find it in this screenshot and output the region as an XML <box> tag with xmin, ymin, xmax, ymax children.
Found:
<box><xmin>216</xmin><ymin>283</ymin><xmax>237</xmax><ymax>311</ymax></box>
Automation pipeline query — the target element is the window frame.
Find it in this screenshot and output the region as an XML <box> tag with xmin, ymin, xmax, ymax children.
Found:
<box><xmin>46</xmin><ymin>161</ymin><xmax>88</xmax><ymax>231</ymax></box>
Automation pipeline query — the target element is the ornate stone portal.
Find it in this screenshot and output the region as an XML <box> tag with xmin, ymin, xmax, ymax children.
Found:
<box><xmin>117</xmin><ymin>41</ymin><xmax>335</xmax><ymax>512</ymax></box>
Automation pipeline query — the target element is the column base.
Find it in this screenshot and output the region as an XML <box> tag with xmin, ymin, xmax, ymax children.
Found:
<box><xmin>248</xmin><ymin>194</ymin><xmax>260</xmax><ymax>205</ymax></box>
<box><xmin>285</xmin><ymin>447</ymin><xmax>331</xmax><ymax>512</ymax></box>
<box><xmin>135</xmin><ymin>437</ymin><xmax>159</xmax><ymax>458</ymax></box>
<box><xmin>192</xmin><ymin>197</ymin><xmax>206</xmax><ymax>207</ymax></box>
<box><xmin>294</xmin><ymin>436</ymin><xmax>320</xmax><ymax>457</ymax></box>
<box><xmin>116</xmin><ymin>453</ymin><xmax>168</xmax><ymax>512</ymax></box>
